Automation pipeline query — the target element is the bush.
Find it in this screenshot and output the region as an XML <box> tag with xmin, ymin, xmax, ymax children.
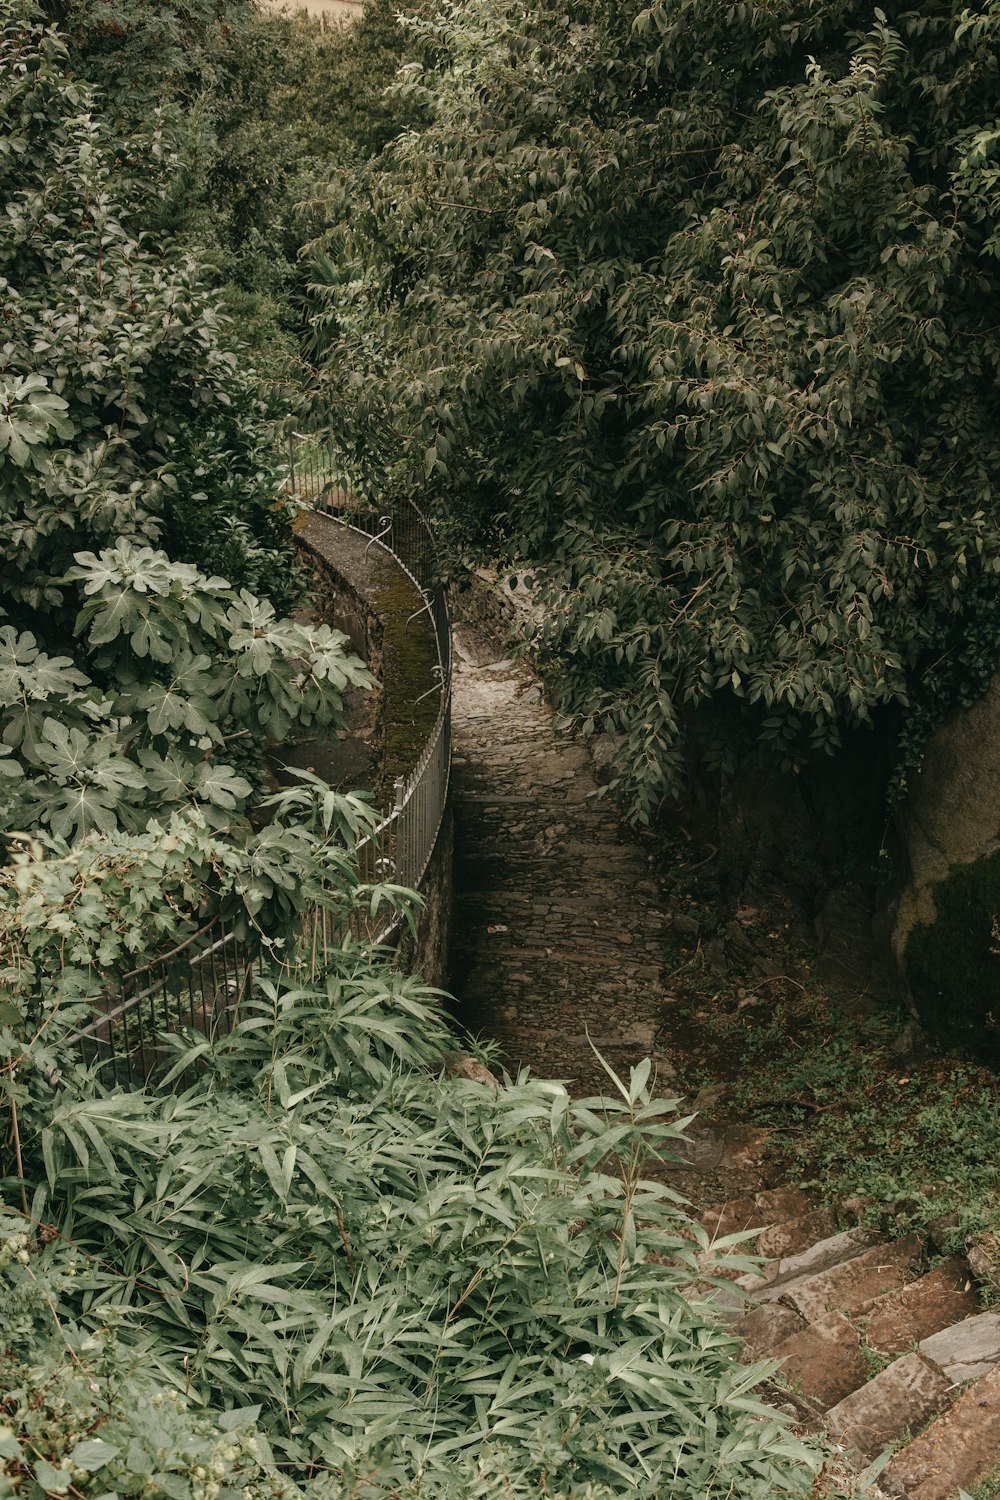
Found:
<box><xmin>0</xmin><ymin>2</ymin><xmax>372</xmax><ymax>841</ymax></box>
<box><xmin>3</xmin><ymin>947</ymin><xmax>838</xmax><ymax>1499</ymax></box>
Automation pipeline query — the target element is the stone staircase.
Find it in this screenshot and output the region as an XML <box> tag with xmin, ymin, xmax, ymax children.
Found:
<box><xmin>701</xmin><ymin>1188</ymin><xmax>1000</xmax><ymax>1498</ymax></box>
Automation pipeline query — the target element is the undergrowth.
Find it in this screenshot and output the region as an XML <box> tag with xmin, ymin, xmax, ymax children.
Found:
<box><xmin>1</xmin><ymin>944</ymin><xmax>867</xmax><ymax>1499</ymax></box>
<box><xmin>663</xmin><ymin>944</ymin><xmax>1000</xmax><ymax>1255</ymax></box>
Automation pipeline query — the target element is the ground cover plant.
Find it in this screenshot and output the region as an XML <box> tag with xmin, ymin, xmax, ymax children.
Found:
<box><xmin>650</xmin><ymin>843</ymin><xmax>1000</xmax><ymax>1261</ymax></box>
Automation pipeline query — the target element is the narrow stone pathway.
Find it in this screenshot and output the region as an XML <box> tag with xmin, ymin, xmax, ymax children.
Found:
<box><xmin>447</xmin><ymin>613</ymin><xmax>1000</xmax><ymax>1496</ymax></box>
<box><xmin>447</xmin><ymin>618</ymin><xmax>774</xmax><ymax>1204</ymax></box>
<box><xmin>448</xmin><ymin>620</ymin><xmax>671</xmax><ymax>1099</ymax></box>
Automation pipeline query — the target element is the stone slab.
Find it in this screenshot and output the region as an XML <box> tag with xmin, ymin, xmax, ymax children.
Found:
<box><xmin>737</xmin><ymin>1302</ymin><xmax>807</xmax><ymax>1360</ymax></box>
<box><xmin>758</xmin><ymin>1207</ymin><xmax>840</xmax><ymax>1261</ymax></box>
<box><xmin>860</xmin><ymin>1257</ymin><xmax>979</xmax><ymax>1355</ymax></box>
<box><xmin>745</xmin><ymin>1229</ymin><xmax>877</xmax><ymax>1301</ymax></box>
<box><xmin>883</xmin><ymin>1361</ymin><xmax>1000</xmax><ymax>1499</ymax></box>
<box><xmin>699</xmin><ymin>1195</ymin><xmax>765</xmax><ymax>1241</ymax></box>
<box><xmin>825</xmin><ymin>1352</ymin><xmax>952</xmax><ymax>1459</ymax></box>
<box><xmin>920</xmin><ymin>1311</ymin><xmax>1000</xmax><ymax>1383</ymax></box>
<box><xmin>770</xmin><ymin>1310</ymin><xmax>870</xmax><ymax>1408</ymax></box>
<box><xmin>782</xmin><ymin>1235</ymin><xmax>923</xmax><ymax>1322</ymax></box>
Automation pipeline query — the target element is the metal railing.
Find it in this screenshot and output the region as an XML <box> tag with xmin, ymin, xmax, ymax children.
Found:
<box><xmin>60</xmin><ymin>437</ymin><xmax>452</xmax><ymax>1086</ymax></box>
<box><xmin>285</xmin><ymin>434</ymin><xmax>451</xmax><ymax>681</ymax></box>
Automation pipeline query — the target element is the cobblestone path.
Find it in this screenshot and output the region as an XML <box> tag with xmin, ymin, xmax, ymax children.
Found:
<box><xmin>449</xmin><ymin>621</ymin><xmax>674</xmax><ymax>1099</ymax></box>
<box><xmin>447</xmin><ymin>618</ymin><xmax>778</xmax><ymax>1204</ymax></box>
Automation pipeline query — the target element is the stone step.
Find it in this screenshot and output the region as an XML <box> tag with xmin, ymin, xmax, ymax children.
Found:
<box><xmin>755</xmin><ymin>1185</ymin><xmax>816</xmax><ymax>1221</ymax></box>
<box><xmin>882</xmin><ymin>1362</ymin><xmax>1000</xmax><ymax>1499</ymax></box>
<box><xmin>739</xmin><ymin>1227</ymin><xmax>878</xmax><ymax>1301</ymax></box>
<box><xmin>919</xmin><ymin>1311</ymin><xmax>1000</xmax><ymax>1384</ymax></box>
<box><xmin>698</xmin><ymin>1185</ymin><xmax>814</xmax><ymax>1241</ymax></box>
<box><xmin>859</xmin><ymin>1257</ymin><xmax>979</xmax><ymax>1356</ymax></box>
<box><xmin>694</xmin><ymin>1192</ymin><xmax>817</xmax><ymax>1280</ymax></box>
<box><xmin>757</xmin><ymin>1206</ymin><xmax>840</xmax><ymax>1261</ymax></box>
<box><xmin>708</xmin><ymin>1209</ymin><xmax>841</xmax><ymax>1288</ymax></box>
<box><xmin>737</xmin><ymin>1301</ymin><xmax>806</xmax><ymax>1359</ymax></box>
<box><xmin>699</xmin><ymin>1186</ymin><xmax>1000</xmax><ymax>1493</ymax></box>
<box><xmin>779</xmin><ymin>1234</ymin><xmax>924</xmax><ymax>1322</ymax></box>
<box><xmin>824</xmin><ymin>1352</ymin><xmax>952</xmax><ymax>1461</ymax></box>
<box><xmin>699</xmin><ymin>1193</ymin><xmax>764</xmax><ymax>1241</ymax></box>
<box><xmin>767</xmin><ymin>1309</ymin><xmax>871</xmax><ymax>1408</ymax></box>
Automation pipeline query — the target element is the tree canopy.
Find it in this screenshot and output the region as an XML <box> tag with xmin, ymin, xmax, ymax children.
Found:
<box><xmin>34</xmin><ymin>0</ymin><xmax>429</xmax><ymax>366</ymax></box>
<box><xmin>319</xmin><ymin>0</ymin><xmax>1000</xmax><ymax>820</ymax></box>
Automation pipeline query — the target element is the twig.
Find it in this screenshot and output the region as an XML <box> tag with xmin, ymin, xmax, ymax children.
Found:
<box><xmin>336</xmin><ymin>1207</ymin><xmax>356</xmax><ymax>1278</ymax></box>
<box><xmin>4</xmin><ymin>1060</ymin><xmax>28</xmax><ymax>1216</ymax></box>
<box><xmin>744</xmin><ymin>974</ymin><xmax>809</xmax><ymax>993</ymax></box>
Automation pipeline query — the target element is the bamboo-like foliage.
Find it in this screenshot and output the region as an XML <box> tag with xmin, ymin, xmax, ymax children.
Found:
<box><xmin>0</xmin><ymin>951</ymin><xmax>849</xmax><ymax>1499</ymax></box>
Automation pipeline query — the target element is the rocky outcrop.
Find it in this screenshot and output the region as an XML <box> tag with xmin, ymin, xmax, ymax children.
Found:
<box><xmin>889</xmin><ymin>674</ymin><xmax>1000</xmax><ymax>1063</ymax></box>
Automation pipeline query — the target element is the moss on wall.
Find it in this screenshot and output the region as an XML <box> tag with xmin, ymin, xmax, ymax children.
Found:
<box><xmin>905</xmin><ymin>850</ymin><xmax>1000</xmax><ymax>1066</ymax></box>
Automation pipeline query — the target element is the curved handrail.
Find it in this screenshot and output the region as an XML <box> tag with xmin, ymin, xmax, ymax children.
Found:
<box><xmin>58</xmin><ymin>438</ymin><xmax>452</xmax><ymax>1086</ymax></box>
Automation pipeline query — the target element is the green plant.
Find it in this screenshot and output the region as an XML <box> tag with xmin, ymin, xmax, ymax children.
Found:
<box><xmin>0</xmin><ymin>1206</ymin><xmax>286</xmax><ymax>1500</ymax></box>
<box><xmin>1</xmin><ymin>966</ymin><xmax>854</xmax><ymax>1499</ymax></box>
<box><xmin>0</xmin><ymin>2</ymin><xmax>300</xmax><ymax>613</ymax></box>
<box><xmin>0</xmin><ymin>543</ymin><xmax>371</xmax><ymax>840</ymax></box>
<box><xmin>317</xmin><ymin>0</ymin><xmax>1000</xmax><ymax>823</ymax></box>
<box><xmin>703</xmin><ymin>990</ymin><xmax>1000</xmax><ymax>1252</ymax></box>
<box><xmin>0</xmin><ymin>5</ymin><xmax>374</xmax><ymax>842</ymax></box>
<box><xmin>0</xmin><ymin>776</ymin><xmax>851</xmax><ymax>1499</ymax></box>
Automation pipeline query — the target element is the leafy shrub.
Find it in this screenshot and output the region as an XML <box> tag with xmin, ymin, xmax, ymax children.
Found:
<box><xmin>0</xmin><ymin>1206</ymin><xmax>284</xmax><ymax>1500</ymax></box>
<box><xmin>318</xmin><ymin>0</ymin><xmax>1000</xmax><ymax>822</ymax></box>
<box><xmin>41</xmin><ymin>0</ymin><xmax>430</xmax><ymax>366</ymax></box>
<box><xmin>2</xmin><ymin>957</ymin><xmax>837</xmax><ymax>1499</ymax></box>
<box><xmin>0</xmin><ymin>543</ymin><xmax>371</xmax><ymax>840</ymax></box>
<box><xmin>0</xmin><ymin>777</ymin><xmax>380</xmax><ymax>1046</ymax></box>
<box><xmin>0</xmin><ymin>2</ymin><xmax>301</xmax><ymax>615</ymax></box>
<box><xmin>0</xmin><ymin>3</ymin><xmax>373</xmax><ymax>842</ymax></box>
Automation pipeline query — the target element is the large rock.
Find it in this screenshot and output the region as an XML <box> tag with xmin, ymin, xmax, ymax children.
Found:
<box><xmin>891</xmin><ymin>673</ymin><xmax>1000</xmax><ymax>1063</ymax></box>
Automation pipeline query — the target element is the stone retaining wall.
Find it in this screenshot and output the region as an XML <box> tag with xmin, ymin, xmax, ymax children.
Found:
<box><xmin>295</xmin><ymin>520</ymin><xmax>452</xmax><ymax>986</ymax></box>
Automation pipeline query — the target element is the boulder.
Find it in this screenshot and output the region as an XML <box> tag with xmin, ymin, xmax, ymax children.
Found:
<box><xmin>891</xmin><ymin>673</ymin><xmax>1000</xmax><ymax>1062</ymax></box>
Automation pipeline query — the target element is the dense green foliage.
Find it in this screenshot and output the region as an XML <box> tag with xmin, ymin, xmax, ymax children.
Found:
<box><xmin>0</xmin><ymin>3</ymin><xmax>370</xmax><ymax>842</ymax></box>
<box><xmin>0</xmin><ymin>5</ymin><xmax>286</xmax><ymax>603</ymax></box>
<box><xmin>0</xmin><ymin>4</ymin><xmax>969</xmax><ymax>1494</ymax></box>
<box><xmin>0</xmin><ymin>1237</ymin><xmax>278</xmax><ymax>1500</ymax></box>
<box><xmin>0</xmin><ymin>805</ymin><xmax>836</xmax><ymax>1498</ymax></box>
<box><xmin>320</xmin><ymin>0</ymin><xmax>1000</xmax><ymax>820</ymax></box>
<box><xmin>39</xmin><ymin>0</ymin><xmax>427</xmax><ymax>365</ymax></box>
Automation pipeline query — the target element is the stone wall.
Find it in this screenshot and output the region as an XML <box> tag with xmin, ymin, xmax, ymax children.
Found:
<box><xmin>295</xmin><ymin>524</ymin><xmax>453</xmax><ymax>988</ymax></box>
<box><xmin>888</xmin><ymin>672</ymin><xmax>1000</xmax><ymax>1063</ymax></box>
<box><xmin>298</xmin><ymin>534</ymin><xmax>381</xmax><ymax>669</ymax></box>
<box><xmin>449</xmin><ymin>567</ymin><xmax>534</xmax><ymax>639</ymax></box>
